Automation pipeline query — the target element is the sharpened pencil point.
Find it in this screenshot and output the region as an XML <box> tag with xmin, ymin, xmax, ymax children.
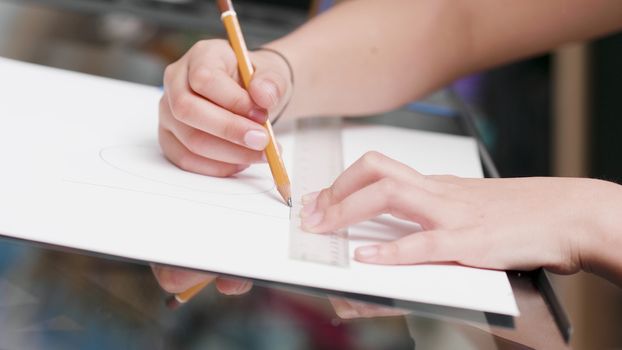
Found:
<box><xmin>287</xmin><ymin>197</ymin><xmax>292</xmax><ymax>207</ymax></box>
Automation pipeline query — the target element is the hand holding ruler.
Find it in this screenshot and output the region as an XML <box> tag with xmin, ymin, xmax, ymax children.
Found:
<box><xmin>289</xmin><ymin>118</ymin><xmax>350</xmax><ymax>268</ymax></box>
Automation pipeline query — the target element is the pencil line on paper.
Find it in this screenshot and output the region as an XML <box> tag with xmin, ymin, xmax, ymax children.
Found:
<box><xmin>62</xmin><ymin>179</ymin><xmax>290</xmax><ymax>221</ymax></box>
<box><xmin>98</xmin><ymin>144</ymin><xmax>275</xmax><ymax>196</ymax></box>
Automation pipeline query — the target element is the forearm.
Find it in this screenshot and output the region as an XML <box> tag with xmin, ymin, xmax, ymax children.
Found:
<box><xmin>268</xmin><ymin>0</ymin><xmax>469</xmax><ymax>118</ymax></box>
<box><xmin>266</xmin><ymin>0</ymin><xmax>622</xmax><ymax>119</ymax></box>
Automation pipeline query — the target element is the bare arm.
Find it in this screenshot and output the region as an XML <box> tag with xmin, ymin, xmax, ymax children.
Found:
<box><xmin>267</xmin><ymin>0</ymin><xmax>622</xmax><ymax>119</ymax></box>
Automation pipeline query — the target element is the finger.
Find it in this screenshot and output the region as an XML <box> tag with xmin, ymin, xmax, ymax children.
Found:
<box><xmin>355</xmin><ymin>229</ymin><xmax>474</xmax><ymax>265</ymax></box>
<box><xmin>188</xmin><ymin>62</ymin><xmax>268</xmax><ymax>124</ymax></box>
<box><xmin>328</xmin><ymin>297</ymin><xmax>360</xmax><ymax>319</ymax></box>
<box><xmin>302</xmin><ymin>179</ymin><xmax>440</xmax><ymax>234</ymax></box>
<box><xmin>301</xmin><ymin>191</ymin><xmax>320</xmax><ymax>205</ymax></box>
<box><xmin>215</xmin><ymin>278</ymin><xmax>253</xmax><ymax>296</ymax></box>
<box><xmin>159</xmin><ymin>127</ymin><xmax>248</xmax><ymax>177</ymax></box>
<box><xmin>311</xmin><ymin>151</ymin><xmax>423</xmax><ymax>211</ymax></box>
<box><xmin>300</xmin><ymin>191</ymin><xmax>320</xmax><ymax>218</ymax></box>
<box><xmin>160</xmin><ymin>98</ymin><xmax>265</xmax><ymax>165</ymax></box>
<box><xmin>187</xmin><ymin>39</ymin><xmax>240</xmax><ymax>78</ymax></box>
<box><xmin>174</xmin><ymin>125</ymin><xmax>265</xmax><ymax>165</ymax></box>
<box><xmin>151</xmin><ymin>264</ymin><xmax>217</xmax><ymax>294</ymax></box>
<box><xmin>344</xmin><ymin>299</ymin><xmax>409</xmax><ymax>318</ymax></box>
<box><xmin>249</xmin><ymin>68</ymin><xmax>289</xmax><ymax>110</ymax></box>
<box><xmin>165</xmin><ymin>63</ymin><xmax>269</xmax><ymax>151</ymax></box>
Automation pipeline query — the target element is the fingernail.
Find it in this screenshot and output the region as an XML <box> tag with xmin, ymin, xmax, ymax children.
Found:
<box><xmin>235</xmin><ymin>281</ymin><xmax>251</xmax><ymax>294</ymax></box>
<box><xmin>300</xmin><ymin>199</ymin><xmax>317</xmax><ymax>218</ymax></box>
<box><xmin>244</xmin><ymin>130</ymin><xmax>269</xmax><ymax>150</ymax></box>
<box><xmin>356</xmin><ymin>246</ymin><xmax>379</xmax><ymax>259</ymax></box>
<box><xmin>248</xmin><ymin>108</ymin><xmax>268</xmax><ymax>123</ymax></box>
<box><xmin>259</xmin><ymin>79</ymin><xmax>279</xmax><ymax>107</ymax></box>
<box><xmin>302</xmin><ymin>211</ymin><xmax>324</xmax><ymax>230</ymax></box>
<box><xmin>302</xmin><ymin>191</ymin><xmax>320</xmax><ymax>205</ymax></box>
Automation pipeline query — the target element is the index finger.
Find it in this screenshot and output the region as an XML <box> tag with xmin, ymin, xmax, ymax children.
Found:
<box><xmin>312</xmin><ymin>151</ymin><xmax>422</xmax><ymax>210</ymax></box>
<box><xmin>187</xmin><ymin>51</ymin><xmax>267</xmax><ymax>123</ymax></box>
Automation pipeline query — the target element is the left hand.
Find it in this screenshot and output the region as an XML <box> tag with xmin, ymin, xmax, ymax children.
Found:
<box><xmin>300</xmin><ymin>151</ymin><xmax>613</xmax><ymax>274</ymax></box>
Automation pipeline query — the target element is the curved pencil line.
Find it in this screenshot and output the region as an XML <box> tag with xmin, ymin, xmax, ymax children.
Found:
<box><xmin>98</xmin><ymin>144</ymin><xmax>275</xmax><ymax>196</ymax></box>
<box><xmin>63</xmin><ymin>179</ymin><xmax>289</xmax><ymax>221</ymax></box>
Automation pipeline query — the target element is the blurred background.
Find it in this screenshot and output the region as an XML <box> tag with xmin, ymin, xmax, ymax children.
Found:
<box><xmin>0</xmin><ymin>0</ymin><xmax>621</xmax><ymax>349</ymax></box>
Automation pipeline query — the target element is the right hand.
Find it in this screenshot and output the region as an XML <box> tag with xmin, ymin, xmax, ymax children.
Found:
<box><xmin>159</xmin><ymin>40</ymin><xmax>292</xmax><ymax>177</ymax></box>
<box><xmin>155</xmin><ymin>40</ymin><xmax>290</xmax><ymax>297</ymax></box>
<box><xmin>151</xmin><ymin>264</ymin><xmax>252</xmax><ymax>297</ymax></box>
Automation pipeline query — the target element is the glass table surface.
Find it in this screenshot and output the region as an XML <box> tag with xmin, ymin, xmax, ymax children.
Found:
<box><xmin>0</xmin><ymin>235</ymin><xmax>568</xmax><ymax>350</ymax></box>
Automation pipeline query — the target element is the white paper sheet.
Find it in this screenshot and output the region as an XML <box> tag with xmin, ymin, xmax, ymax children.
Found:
<box><xmin>0</xmin><ymin>57</ymin><xmax>518</xmax><ymax>316</ymax></box>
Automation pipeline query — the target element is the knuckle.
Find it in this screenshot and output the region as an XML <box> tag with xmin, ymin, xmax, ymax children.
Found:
<box><xmin>184</xmin><ymin>131</ymin><xmax>204</xmax><ymax>155</ymax></box>
<box><xmin>163</xmin><ymin>64</ymin><xmax>175</xmax><ymax>84</ymax></box>
<box><xmin>317</xmin><ymin>187</ymin><xmax>335</xmax><ymax>208</ymax></box>
<box><xmin>360</xmin><ymin>151</ymin><xmax>386</xmax><ymax>175</ymax></box>
<box><xmin>194</xmin><ymin>40</ymin><xmax>229</xmax><ymax>58</ymax></box>
<box><xmin>362</xmin><ymin>151</ymin><xmax>385</xmax><ymax>166</ymax></box>
<box><xmin>170</xmin><ymin>94</ymin><xmax>194</xmax><ymax>122</ymax></box>
<box><xmin>220</xmin><ymin>120</ymin><xmax>243</xmax><ymax>143</ymax></box>
<box><xmin>192</xmin><ymin>67</ymin><xmax>216</xmax><ymax>89</ymax></box>
<box><xmin>229</xmin><ymin>92</ymin><xmax>249</xmax><ymax>112</ymax></box>
<box><xmin>381</xmin><ymin>242</ymin><xmax>401</xmax><ymax>263</ymax></box>
<box><xmin>176</xmin><ymin>153</ymin><xmax>196</xmax><ymax>173</ymax></box>
<box><xmin>193</xmin><ymin>40</ymin><xmax>211</xmax><ymax>52</ymax></box>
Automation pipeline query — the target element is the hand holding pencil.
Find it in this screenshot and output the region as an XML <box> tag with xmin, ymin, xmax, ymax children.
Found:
<box><xmin>156</xmin><ymin>0</ymin><xmax>294</xmax><ymax>306</ymax></box>
<box><xmin>158</xmin><ymin>12</ymin><xmax>293</xmax><ymax>184</ymax></box>
<box><xmin>217</xmin><ymin>0</ymin><xmax>292</xmax><ymax>206</ymax></box>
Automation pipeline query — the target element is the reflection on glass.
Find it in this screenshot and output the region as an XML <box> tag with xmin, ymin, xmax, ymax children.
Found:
<box><xmin>0</xmin><ymin>238</ymin><xmax>418</xmax><ymax>349</ymax></box>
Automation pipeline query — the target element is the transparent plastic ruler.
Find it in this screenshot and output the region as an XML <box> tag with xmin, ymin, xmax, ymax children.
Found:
<box><xmin>289</xmin><ymin>118</ymin><xmax>349</xmax><ymax>267</ymax></box>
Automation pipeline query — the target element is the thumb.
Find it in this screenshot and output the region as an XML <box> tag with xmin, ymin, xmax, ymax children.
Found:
<box><xmin>248</xmin><ymin>69</ymin><xmax>288</xmax><ymax>110</ymax></box>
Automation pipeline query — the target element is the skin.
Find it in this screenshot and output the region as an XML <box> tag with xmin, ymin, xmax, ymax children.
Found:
<box><xmin>155</xmin><ymin>0</ymin><xmax>622</xmax><ymax>315</ymax></box>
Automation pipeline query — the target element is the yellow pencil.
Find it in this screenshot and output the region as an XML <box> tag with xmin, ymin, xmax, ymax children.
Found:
<box><xmin>167</xmin><ymin>0</ymin><xmax>292</xmax><ymax>309</ymax></box>
<box><xmin>219</xmin><ymin>0</ymin><xmax>292</xmax><ymax>206</ymax></box>
<box><xmin>166</xmin><ymin>279</ymin><xmax>212</xmax><ymax>309</ymax></box>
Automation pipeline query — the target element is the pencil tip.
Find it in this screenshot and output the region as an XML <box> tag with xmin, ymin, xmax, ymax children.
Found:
<box><xmin>287</xmin><ymin>197</ymin><xmax>292</xmax><ymax>207</ymax></box>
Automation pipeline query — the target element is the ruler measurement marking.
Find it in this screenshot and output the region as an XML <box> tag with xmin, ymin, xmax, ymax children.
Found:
<box><xmin>289</xmin><ymin>118</ymin><xmax>350</xmax><ymax>268</ymax></box>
